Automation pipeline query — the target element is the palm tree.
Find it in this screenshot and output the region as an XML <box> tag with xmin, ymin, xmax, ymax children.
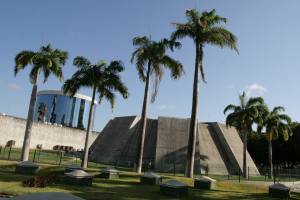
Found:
<box><xmin>63</xmin><ymin>56</ymin><xmax>128</xmax><ymax>168</ymax></box>
<box><xmin>131</xmin><ymin>36</ymin><xmax>184</xmax><ymax>174</ymax></box>
<box><xmin>171</xmin><ymin>9</ymin><xmax>238</xmax><ymax>178</ymax></box>
<box><xmin>224</xmin><ymin>92</ymin><xmax>265</xmax><ymax>178</ymax></box>
<box><xmin>14</xmin><ymin>44</ymin><xmax>68</xmax><ymax>161</ymax></box>
<box><xmin>257</xmin><ymin>106</ymin><xmax>292</xmax><ymax>177</ymax></box>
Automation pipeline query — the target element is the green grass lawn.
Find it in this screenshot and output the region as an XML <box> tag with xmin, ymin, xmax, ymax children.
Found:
<box><xmin>0</xmin><ymin>147</ymin><xmax>99</xmax><ymax>168</ymax></box>
<box><xmin>0</xmin><ymin>160</ymin><xmax>300</xmax><ymax>200</ymax></box>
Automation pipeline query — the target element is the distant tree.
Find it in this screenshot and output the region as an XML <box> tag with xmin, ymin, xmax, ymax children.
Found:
<box><xmin>224</xmin><ymin>92</ymin><xmax>265</xmax><ymax>177</ymax></box>
<box><xmin>248</xmin><ymin>122</ymin><xmax>300</xmax><ymax>168</ymax></box>
<box><xmin>131</xmin><ymin>36</ymin><xmax>184</xmax><ymax>174</ymax></box>
<box><xmin>171</xmin><ymin>9</ymin><xmax>238</xmax><ymax>178</ymax></box>
<box><xmin>14</xmin><ymin>44</ymin><xmax>68</xmax><ymax>161</ymax></box>
<box><xmin>63</xmin><ymin>56</ymin><xmax>128</xmax><ymax>168</ymax></box>
<box><xmin>257</xmin><ymin>106</ymin><xmax>292</xmax><ymax>177</ymax></box>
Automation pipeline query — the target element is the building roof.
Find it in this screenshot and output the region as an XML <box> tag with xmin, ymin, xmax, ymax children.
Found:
<box><xmin>37</xmin><ymin>90</ymin><xmax>98</xmax><ymax>104</ymax></box>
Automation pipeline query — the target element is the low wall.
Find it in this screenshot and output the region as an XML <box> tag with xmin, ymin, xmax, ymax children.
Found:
<box><xmin>0</xmin><ymin>115</ymin><xmax>98</xmax><ymax>150</ymax></box>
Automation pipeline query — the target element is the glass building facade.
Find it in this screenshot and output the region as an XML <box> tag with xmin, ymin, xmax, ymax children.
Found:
<box><xmin>33</xmin><ymin>90</ymin><xmax>96</xmax><ymax>130</ymax></box>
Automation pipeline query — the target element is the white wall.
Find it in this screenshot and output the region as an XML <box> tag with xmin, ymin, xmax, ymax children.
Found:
<box><xmin>0</xmin><ymin>115</ymin><xmax>98</xmax><ymax>150</ymax></box>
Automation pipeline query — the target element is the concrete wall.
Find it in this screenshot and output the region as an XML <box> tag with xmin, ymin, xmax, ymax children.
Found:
<box><xmin>0</xmin><ymin>115</ymin><xmax>98</xmax><ymax>150</ymax></box>
<box><xmin>89</xmin><ymin>116</ymin><xmax>158</xmax><ymax>167</ymax></box>
<box><xmin>90</xmin><ymin>116</ymin><xmax>260</xmax><ymax>175</ymax></box>
<box><xmin>198</xmin><ymin>124</ymin><xmax>229</xmax><ymax>174</ymax></box>
<box><xmin>89</xmin><ymin>116</ymin><xmax>140</xmax><ymax>164</ymax></box>
<box><xmin>155</xmin><ymin>117</ymin><xmax>193</xmax><ymax>172</ymax></box>
<box><xmin>212</xmin><ymin>123</ymin><xmax>260</xmax><ymax>175</ymax></box>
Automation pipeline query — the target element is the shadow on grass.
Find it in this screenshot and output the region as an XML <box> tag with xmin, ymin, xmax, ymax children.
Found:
<box><xmin>48</xmin><ymin>182</ymin><xmax>273</xmax><ymax>200</ymax></box>
<box><xmin>0</xmin><ymin>163</ymin><xmax>16</xmax><ymax>173</ymax></box>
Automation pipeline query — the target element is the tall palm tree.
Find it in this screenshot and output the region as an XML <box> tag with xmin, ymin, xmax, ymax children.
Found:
<box><xmin>171</xmin><ymin>9</ymin><xmax>238</xmax><ymax>178</ymax></box>
<box><xmin>257</xmin><ymin>106</ymin><xmax>292</xmax><ymax>177</ymax></box>
<box><xmin>224</xmin><ymin>92</ymin><xmax>265</xmax><ymax>178</ymax></box>
<box><xmin>63</xmin><ymin>56</ymin><xmax>128</xmax><ymax>168</ymax></box>
<box><xmin>131</xmin><ymin>36</ymin><xmax>184</xmax><ymax>174</ymax></box>
<box><xmin>14</xmin><ymin>44</ymin><xmax>68</xmax><ymax>161</ymax></box>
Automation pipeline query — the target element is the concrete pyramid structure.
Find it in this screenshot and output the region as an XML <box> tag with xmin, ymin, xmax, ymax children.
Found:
<box><xmin>89</xmin><ymin>116</ymin><xmax>259</xmax><ymax>175</ymax></box>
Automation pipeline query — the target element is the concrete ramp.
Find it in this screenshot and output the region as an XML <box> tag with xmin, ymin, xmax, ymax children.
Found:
<box><xmin>117</xmin><ymin>118</ymin><xmax>157</xmax><ymax>166</ymax></box>
<box><xmin>89</xmin><ymin>116</ymin><xmax>140</xmax><ymax>164</ymax></box>
<box><xmin>197</xmin><ymin>124</ymin><xmax>229</xmax><ymax>175</ymax></box>
<box><xmin>212</xmin><ymin>123</ymin><xmax>260</xmax><ymax>175</ymax></box>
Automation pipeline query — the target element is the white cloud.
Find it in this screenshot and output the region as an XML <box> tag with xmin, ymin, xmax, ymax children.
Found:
<box><xmin>244</xmin><ymin>83</ymin><xmax>267</xmax><ymax>96</ymax></box>
<box><xmin>8</xmin><ymin>83</ymin><xmax>21</xmax><ymax>90</ymax></box>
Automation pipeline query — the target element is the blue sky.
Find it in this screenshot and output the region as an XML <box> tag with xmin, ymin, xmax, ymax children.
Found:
<box><xmin>1</xmin><ymin>0</ymin><xmax>300</xmax><ymax>131</ymax></box>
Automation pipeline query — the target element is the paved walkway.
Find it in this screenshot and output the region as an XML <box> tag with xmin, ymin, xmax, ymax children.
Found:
<box><xmin>0</xmin><ymin>192</ymin><xmax>85</xmax><ymax>200</ymax></box>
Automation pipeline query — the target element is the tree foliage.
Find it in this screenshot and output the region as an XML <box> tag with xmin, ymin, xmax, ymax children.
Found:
<box><xmin>131</xmin><ymin>36</ymin><xmax>184</xmax><ymax>102</ymax></box>
<box><xmin>15</xmin><ymin>44</ymin><xmax>68</xmax><ymax>84</ymax></box>
<box><xmin>224</xmin><ymin>92</ymin><xmax>265</xmax><ymax>132</ymax></box>
<box><xmin>171</xmin><ymin>9</ymin><xmax>238</xmax><ymax>82</ymax></box>
<box><xmin>248</xmin><ymin>124</ymin><xmax>300</xmax><ymax>168</ymax></box>
<box><xmin>63</xmin><ymin>56</ymin><xmax>128</xmax><ymax>109</ymax></box>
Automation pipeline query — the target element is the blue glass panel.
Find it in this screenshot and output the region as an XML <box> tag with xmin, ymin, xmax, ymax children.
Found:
<box><xmin>33</xmin><ymin>93</ymin><xmax>95</xmax><ymax>130</ymax></box>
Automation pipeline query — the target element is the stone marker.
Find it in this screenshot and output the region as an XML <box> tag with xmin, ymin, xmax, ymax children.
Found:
<box><xmin>7</xmin><ymin>192</ymin><xmax>85</xmax><ymax>200</ymax></box>
<box><xmin>99</xmin><ymin>168</ymin><xmax>120</xmax><ymax>179</ymax></box>
<box><xmin>160</xmin><ymin>179</ymin><xmax>188</xmax><ymax>197</ymax></box>
<box><xmin>64</xmin><ymin>170</ymin><xmax>93</xmax><ymax>186</ymax></box>
<box><xmin>140</xmin><ymin>172</ymin><xmax>162</xmax><ymax>185</ymax></box>
<box><xmin>269</xmin><ymin>183</ymin><xmax>290</xmax><ymax>199</ymax></box>
<box><xmin>64</xmin><ymin>165</ymin><xmax>83</xmax><ymax>173</ymax></box>
<box><xmin>15</xmin><ymin>161</ymin><xmax>39</xmax><ymax>175</ymax></box>
<box><xmin>194</xmin><ymin>176</ymin><xmax>216</xmax><ymax>190</ymax></box>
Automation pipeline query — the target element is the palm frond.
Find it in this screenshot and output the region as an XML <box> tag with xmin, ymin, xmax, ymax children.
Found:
<box><xmin>73</xmin><ymin>56</ymin><xmax>91</xmax><ymax>69</ymax></box>
<box><xmin>203</xmin><ymin>27</ymin><xmax>238</xmax><ymax>53</ymax></box>
<box><xmin>201</xmin><ymin>9</ymin><xmax>227</xmax><ymax>26</ymax></box>
<box><xmin>29</xmin><ymin>65</ymin><xmax>40</xmax><ymax>84</ymax></box>
<box><xmin>14</xmin><ymin>51</ymin><xmax>35</xmax><ymax>76</ymax></box>
<box><xmin>161</xmin><ymin>55</ymin><xmax>184</xmax><ymax>79</ymax></box>
<box><xmin>170</xmin><ymin>23</ymin><xmax>195</xmax><ymax>41</ymax></box>
<box><xmin>223</xmin><ymin>104</ymin><xmax>238</xmax><ymax>114</ymax></box>
<box><xmin>246</xmin><ymin>96</ymin><xmax>264</xmax><ymax>107</ymax></box>
<box><xmin>64</xmin><ymin>56</ymin><xmax>128</xmax><ymax>110</ymax></box>
<box><xmin>132</xmin><ymin>36</ymin><xmax>150</xmax><ymax>47</ymax></box>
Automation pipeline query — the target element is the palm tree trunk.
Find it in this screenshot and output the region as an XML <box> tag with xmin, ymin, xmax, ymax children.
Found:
<box><xmin>185</xmin><ymin>43</ymin><xmax>202</xmax><ymax>178</ymax></box>
<box><xmin>242</xmin><ymin>128</ymin><xmax>248</xmax><ymax>178</ymax></box>
<box><xmin>81</xmin><ymin>86</ymin><xmax>96</xmax><ymax>169</ymax></box>
<box><xmin>21</xmin><ymin>83</ymin><xmax>38</xmax><ymax>161</ymax></box>
<box><xmin>268</xmin><ymin>133</ymin><xmax>273</xmax><ymax>178</ymax></box>
<box><xmin>136</xmin><ymin>62</ymin><xmax>151</xmax><ymax>174</ymax></box>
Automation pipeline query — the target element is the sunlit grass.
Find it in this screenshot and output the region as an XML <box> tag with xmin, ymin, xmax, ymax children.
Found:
<box><xmin>2</xmin><ymin>160</ymin><xmax>299</xmax><ymax>200</ymax></box>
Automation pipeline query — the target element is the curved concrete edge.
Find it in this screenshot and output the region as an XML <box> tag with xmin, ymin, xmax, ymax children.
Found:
<box><xmin>37</xmin><ymin>90</ymin><xmax>98</xmax><ymax>104</ymax></box>
<box><xmin>6</xmin><ymin>192</ymin><xmax>85</xmax><ymax>200</ymax></box>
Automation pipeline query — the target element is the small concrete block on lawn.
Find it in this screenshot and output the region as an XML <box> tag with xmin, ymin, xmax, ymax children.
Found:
<box><xmin>140</xmin><ymin>172</ymin><xmax>162</xmax><ymax>185</ymax></box>
<box><xmin>8</xmin><ymin>192</ymin><xmax>85</xmax><ymax>200</ymax></box>
<box><xmin>269</xmin><ymin>183</ymin><xmax>290</xmax><ymax>199</ymax></box>
<box><xmin>194</xmin><ymin>176</ymin><xmax>216</xmax><ymax>190</ymax></box>
<box><xmin>64</xmin><ymin>165</ymin><xmax>83</xmax><ymax>173</ymax></box>
<box><xmin>64</xmin><ymin>170</ymin><xmax>93</xmax><ymax>186</ymax></box>
<box><xmin>160</xmin><ymin>179</ymin><xmax>188</xmax><ymax>197</ymax></box>
<box><xmin>15</xmin><ymin>161</ymin><xmax>39</xmax><ymax>175</ymax></box>
<box><xmin>99</xmin><ymin>168</ymin><xmax>120</xmax><ymax>179</ymax></box>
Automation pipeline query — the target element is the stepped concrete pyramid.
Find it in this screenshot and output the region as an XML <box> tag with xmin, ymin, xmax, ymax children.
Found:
<box><xmin>89</xmin><ymin>116</ymin><xmax>259</xmax><ymax>175</ymax></box>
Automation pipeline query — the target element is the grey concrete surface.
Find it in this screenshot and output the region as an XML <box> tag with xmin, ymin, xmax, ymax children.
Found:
<box><xmin>212</xmin><ymin>123</ymin><xmax>260</xmax><ymax>175</ymax></box>
<box><xmin>0</xmin><ymin>115</ymin><xmax>98</xmax><ymax>150</ymax></box>
<box><xmin>198</xmin><ymin>124</ymin><xmax>229</xmax><ymax>174</ymax></box>
<box><xmin>89</xmin><ymin>116</ymin><xmax>260</xmax><ymax>175</ymax></box>
<box><xmin>89</xmin><ymin>116</ymin><xmax>140</xmax><ymax>164</ymax></box>
<box><xmin>0</xmin><ymin>192</ymin><xmax>85</xmax><ymax>200</ymax></box>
